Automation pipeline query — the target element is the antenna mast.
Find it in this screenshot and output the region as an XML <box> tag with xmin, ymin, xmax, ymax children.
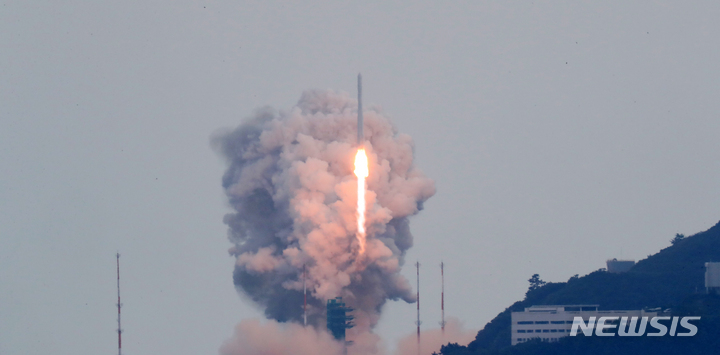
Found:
<box><xmin>303</xmin><ymin>264</ymin><xmax>307</xmax><ymax>326</ymax></box>
<box><xmin>415</xmin><ymin>261</ymin><xmax>421</xmax><ymax>354</ymax></box>
<box><xmin>116</xmin><ymin>253</ymin><xmax>123</xmax><ymax>355</ymax></box>
<box><xmin>440</xmin><ymin>261</ymin><xmax>446</xmax><ymax>333</ymax></box>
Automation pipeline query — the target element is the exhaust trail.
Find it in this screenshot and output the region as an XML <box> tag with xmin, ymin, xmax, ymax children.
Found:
<box><xmin>355</xmin><ymin>74</ymin><xmax>368</xmax><ymax>254</ymax></box>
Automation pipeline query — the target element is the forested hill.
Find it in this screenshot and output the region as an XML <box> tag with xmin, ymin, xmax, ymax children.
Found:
<box><xmin>438</xmin><ymin>220</ymin><xmax>720</xmax><ymax>355</ymax></box>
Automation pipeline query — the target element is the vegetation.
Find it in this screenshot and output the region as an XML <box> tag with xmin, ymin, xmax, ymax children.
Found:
<box><xmin>526</xmin><ymin>274</ymin><xmax>546</xmax><ymax>295</ymax></box>
<box><xmin>437</xmin><ymin>220</ymin><xmax>720</xmax><ymax>355</ymax></box>
<box><xmin>671</xmin><ymin>233</ymin><xmax>685</xmax><ymax>245</ymax></box>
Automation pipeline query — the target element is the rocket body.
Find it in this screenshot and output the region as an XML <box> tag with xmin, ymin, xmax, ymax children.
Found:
<box><xmin>357</xmin><ymin>74</ymin><xmax>363</xmax><ymax>146</ymax></box>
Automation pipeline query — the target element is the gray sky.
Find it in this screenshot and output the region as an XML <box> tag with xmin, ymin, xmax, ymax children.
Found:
<box><xmin>2</xmin><ymin>1</ymin><xmax>720</xmax><ymax>354</ymax></box>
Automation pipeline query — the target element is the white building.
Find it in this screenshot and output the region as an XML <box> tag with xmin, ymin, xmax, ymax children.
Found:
<box><xmin>706</xmin><ymin>262</ymin><xmax>720</xmax><ymax>294</ymax></box>
<box><xmin>511</xmin><ymin>305</ymin><xmax>657</xmax><ymax>345</ymax></box>
<box><xmin>606</xmin><ymin>259</ymin><xmax>635</xmax><ymax>273</ymax></box>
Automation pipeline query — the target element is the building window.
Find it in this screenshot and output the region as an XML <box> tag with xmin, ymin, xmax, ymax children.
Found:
<box><xmin>518</xmin><ymin>330</ymin><xmax>526</xmax><ymax>333</ymax></box>
<box><xmin>535</xmin><ymin>321</ymin><xmax>549</xmax><ymax>324</ymax></box>
<box><xmin>551</xmin><ymin>329</ymin><xmax>557</xmax><ymax>333</ymax></box>
<box><xmin>518</xmin><ymin>321</ymin><xmax>533</xmax><ymax>325</ymax></box>
<box><xmin>551</xmin><ymin>321</ymin><xmax>565</xmax><ymax>324</ymax></box>
<box><xmin>558</xmin><ymin>329</ymin><xmax>565</xmax><ymax>333</ymax></box>
<box><xmin>566</xmin><ymin>320</ymin><xmax>575</xmax><ymax>324</ymax></box>
<box><xmin>542</xmin><ymin>329</ymin><xmax>550</xmax><ymax>333</ymax></box>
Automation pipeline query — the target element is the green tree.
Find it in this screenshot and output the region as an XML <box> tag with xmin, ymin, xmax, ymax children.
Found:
<box><xmin>670</xmin><ymin>233</ymin><xmax>685</xmax><ymax>245</ymax></box>
<box><xmin>527</xmin><ymin>274</ymin><xmax>546</xmax><ymax>292</ymax></box>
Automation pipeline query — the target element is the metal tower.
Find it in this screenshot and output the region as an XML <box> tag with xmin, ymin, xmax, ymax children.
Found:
<box><xmin>303</xmin><ymin>264</ymin><xmax>307</xmax><ymax>326</ymax></box>
<box><xmin>327</xmin><ymin>297</ymin><xmax>354</xmax><ymax>341</ymax></box>
<box><xmin>116</xmin><ymin>253</ymin><xmax>123</xmax><ymax>355</ymax></box>
<box><xmin>439</xmin><ymin>261</ymin><xmax>446</xmax><ymax>333</ymax></box>
<box><xmin>415</xmin><ymin>261</ymin><xmax>421</xmax><ymax>354</ymax></box>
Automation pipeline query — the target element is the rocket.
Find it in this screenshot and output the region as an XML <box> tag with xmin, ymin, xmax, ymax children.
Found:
<box><xmin>357</xmin><ymin>73</ymin><xmax>363</xmax><ymax>146</ymax></box>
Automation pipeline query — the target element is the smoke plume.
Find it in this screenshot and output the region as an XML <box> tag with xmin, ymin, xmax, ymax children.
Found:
<box><xmin>219</xmin><ymin>319</ymin><xmax>343</xmax><ymax>355</ymax></box>
<box><xmin>213</xmin><ymin>90</ymin><xmax>435</xmax><ymax>354</ymax></box>
<box><xmin>395</xmin><ymin>318</ymin><xmax>476</xmax><ymax>355</ymax></box>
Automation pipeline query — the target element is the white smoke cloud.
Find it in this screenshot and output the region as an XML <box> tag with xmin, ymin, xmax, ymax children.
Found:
<box><xmin>395</xmin><ymin>318</ymin><xmax>476</xmax><ymax>355</ymax></box>
<box><xmin>220</xmin><ymin>318</ymin><xmax>476</xmax><ymax>355</ymax></box>
<box><xmin>213</xmin><ymin>90</ymin><xmax>436</xmax><ymax>354</ymax></box>
<box><xmin>219</xmin><ymin>318</ymin><xmax>344</xmax><ymax>355</ymax></box>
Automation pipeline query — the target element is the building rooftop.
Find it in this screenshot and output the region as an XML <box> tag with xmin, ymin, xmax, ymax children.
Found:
<box><xmin>522</xmin><ymin>305</ymin><xmax>600</xmax><ymax>312</ymax></box>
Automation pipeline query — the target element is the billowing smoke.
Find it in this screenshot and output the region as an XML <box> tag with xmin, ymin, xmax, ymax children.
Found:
<box><xmin>395</xmin><ymin>318</ymin><xmax>476</xmax><ymax>355</ymax></box>
<box><xmin>213</xmin><ymin>90</ymin><xmax>435</xmax><ymax>354</ymax></box>
<box><xmin>219</xmin><ymin>319</ymin><xmax>343</xmax><ymax>355</ymax></box>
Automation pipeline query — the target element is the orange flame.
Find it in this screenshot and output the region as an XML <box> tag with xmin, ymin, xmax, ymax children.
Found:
<box><xmin>354</xmin><ymin>148</ymin><xmax>368</xmax><ymax>254</ymax></box>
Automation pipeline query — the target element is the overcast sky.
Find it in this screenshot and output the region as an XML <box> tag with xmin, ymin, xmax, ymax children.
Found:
<box><xmin>2</xmin><ymin>1</ymin><xmax>720</xmax><ymax>354</ymax></box>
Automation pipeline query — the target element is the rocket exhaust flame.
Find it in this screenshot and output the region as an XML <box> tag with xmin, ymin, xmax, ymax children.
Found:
<box><xmin>354</xmin><ymin>148</ymin><xmax>368</xmax><ymax>254</ymax></box>
<box><xmin>355</xmin><ymin>73</ymin><xmax>368</xmax><ymax>255</ymax></box>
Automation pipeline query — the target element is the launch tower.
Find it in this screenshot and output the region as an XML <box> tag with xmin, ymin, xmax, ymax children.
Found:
<box><xmin>327</xmin><ymin>297</ymin><xmax>354</xmax><ymax>340</ymax></box>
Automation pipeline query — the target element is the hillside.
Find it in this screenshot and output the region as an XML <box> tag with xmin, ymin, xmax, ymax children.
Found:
<box><xmin>438</xmin><ymin>220</ymin><xmax>720</xmax><ymax>355</ymax></box>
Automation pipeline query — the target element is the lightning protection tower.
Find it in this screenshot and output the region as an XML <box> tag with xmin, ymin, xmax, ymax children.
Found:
<box><xmin>440</xmin><ymin>261</ymin><xmax>446</xmax><ymax>333</ymax></box>
<box><xmin>116</xmin><ymin>253</ymin><xmax>123</xmax><ymax>355</ymax></box>
<box><xmin>415</xmin><ymin>261</ymin><xmax>421</xmax><ymax>354</ymax></box>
